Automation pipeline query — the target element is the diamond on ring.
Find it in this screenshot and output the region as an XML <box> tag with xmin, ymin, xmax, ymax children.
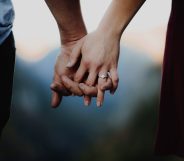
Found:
<box><xmin>98</xmin><ymin>73</ymin><xmax>108</xmax><ymax>79</ymax></box>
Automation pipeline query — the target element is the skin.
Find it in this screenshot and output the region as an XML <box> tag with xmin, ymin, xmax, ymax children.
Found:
<box><xmin>45</xmin><ymin>0</ymin><xmax>87</xmax><ymax>107</ymax></box>
<box><xmin>66</xmin><ymin>30</ymin><xmax>120</xmax><ymax>106</ymax></box>
<box><xmin>45</xmin><ymin>0</ymin><xmax>113</xmax><ymax>107</ymax></box>
<box><xmin>66</xmin><ymin>0</ymin><xmax>146</xmax><ymax>106</ymax></box>
<box><xmin>45</xmin><ymin>0</ymin><xmax>87</xmax><ymax>44</ymax></box>
<box><xmin>50</xmin><ymin>41</ymin><xmax>113</xmax><ymax>107</ymax></box>
<box><xmin>45</xmin><ymin>0</ymin><xmax>146</xmax><ymax>108</ymax></box>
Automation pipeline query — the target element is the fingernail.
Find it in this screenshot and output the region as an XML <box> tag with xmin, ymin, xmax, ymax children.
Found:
<box><xmin>79</xmin><ymin>83</ymin><xmax>84</xmax><ymax>90</ymax></box>
<box><xmin>84</xmin><ymin>100</ymin><xmax>89</xmax><ymax>106</ymax></box>
<box><xmin>97</xmin><ymin>101</ymin><xmax>101</xmax><ymax>107</ymax></box>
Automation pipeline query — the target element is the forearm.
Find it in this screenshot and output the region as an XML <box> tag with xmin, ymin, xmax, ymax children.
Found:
<box><xmin>45</xmin><ymin>0</ymin><xmax>87</xmax><ymax>44</ymax></box>
<box><xmin>97</xmin><ymin>0</ymin><xmax>146</xmax><ymax>39</ymax></box>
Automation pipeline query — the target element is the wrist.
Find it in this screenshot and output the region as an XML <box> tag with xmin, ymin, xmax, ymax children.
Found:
<box><xmin>60</xmin><ymin>29</ymin><xmax>87</xmax><ymax>45</ymax></box>
<box><xmin>57</xmin><ymin>19</ymin><xmax>87</xmax><ymax>45</ymax></box>
<box><xmin>96</xmin><ymin>24</ymin><xmax>123</xmax><ymax>42</ymax></box>
<box><xmin>97</xmin><ymin>16</ymin><xmax>127</xmax><ymax>41</ymax></box>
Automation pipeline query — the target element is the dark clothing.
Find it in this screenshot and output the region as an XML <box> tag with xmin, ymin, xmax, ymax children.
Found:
<box><xmin>0</xmin><ymin>32</ymin><xmax>15</xmax><ymax>136</ymax></box>
<box><xmin>155</xmin><ymin>0</ymin><xmax>184</xmax><ymax>157</ymax></box>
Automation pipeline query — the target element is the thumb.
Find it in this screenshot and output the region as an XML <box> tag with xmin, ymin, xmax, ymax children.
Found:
<box><xmin>51</xmin><ymin>91</ymin><xmax>62</xmax><ymax>108</ymax></box>
<box><xmin>66</xmin><ymin>41</ymin><xmax>82</xmax><ymax>68</ymax></box>
<box><xmin>50</xmin><ymin>74</ymin><xmax>63</xmax><ymax>108</ymax></box>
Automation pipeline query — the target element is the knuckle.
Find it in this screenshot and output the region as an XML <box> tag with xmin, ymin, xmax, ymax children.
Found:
<box><xmin>74</xmin><ymin>75</ymin><xmax>81</xmax><ymax>82</ymax></box>
<box><xmin>79</xmin><ymin>84</ymin><xmax>86</xmax><ymax>92</ymax></box>
<box><xmin>86</xmin><ymin>80</ymin><xmax>93</xmax><ymax>86</ymax></box>
<box><xmin>93</xmin><ymin>61</ymin><xmax>102</xmax><ymax>67</ymax></box>
<box><xmin>83</xmin><ymin>60</ymin><xmax>90</xmax><ymax>67</ymax></box>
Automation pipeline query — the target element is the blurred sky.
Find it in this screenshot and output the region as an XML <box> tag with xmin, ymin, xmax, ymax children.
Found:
<box><xmin>12</xmin><ymin>0</ymin><xmax>171</xmax><ymax>62</ymax></box>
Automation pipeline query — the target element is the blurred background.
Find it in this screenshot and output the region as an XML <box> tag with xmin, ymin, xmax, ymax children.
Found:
<box><xmin>0</xmin><ymin>0</ymin><xmax>183</xmax><ymax>161</ymax></box>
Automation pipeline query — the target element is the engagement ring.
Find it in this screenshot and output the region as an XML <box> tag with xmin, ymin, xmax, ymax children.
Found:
<box><xmin>98</xmin><ymin>73</ymin><xmax>109</xmax><ymax>79</ymax></box>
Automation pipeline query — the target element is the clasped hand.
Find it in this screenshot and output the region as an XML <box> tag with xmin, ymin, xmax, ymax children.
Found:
<box><xmin>50</xmin><ymin>29</ymin><xmax>120</xmax><ymax>108</ymax></box>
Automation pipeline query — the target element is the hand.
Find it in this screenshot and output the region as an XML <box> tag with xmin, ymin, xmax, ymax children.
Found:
<box><xmin>60</xmin><ymin>75</ymin><xmax>113</xmax><ymax>107</ymax></box>
<box><xmin>51</xmin><ymin>40</ymin><xmax>112</xmax><ymax>107</ymax></box>
<box><xmin>51</xmin><ymin>40</ymin><xmax>84</xmax><ymax>108</ymax></box>
<box><xmin>45</xmin><ymin>0</ymin><xmax>114</xmax><ymax>107</ymax></box>
<box><xmin>66</xmin><ymin>29</ymin><xmax>120</xmax><ymax>106</ymax></box>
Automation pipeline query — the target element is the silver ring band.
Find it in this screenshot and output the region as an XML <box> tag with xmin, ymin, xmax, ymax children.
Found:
<box><xmin>98</xmin><ymin>72</ymin><xmax>109</xmax><ymax>79</ymax></box>
<box><xmin>107</xmin><ymin>72</ymin><xmax>111</xmax><ymax>79</ymax></box>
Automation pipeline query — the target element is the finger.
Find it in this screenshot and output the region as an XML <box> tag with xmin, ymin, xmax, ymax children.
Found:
<box><xmin>85</xmin><ymin>70</ymin><xmax>97</xmax><ymax>86</ymax></box>
<box><xmin>51</xmin><ymin>91</ymin><xmax>62</xmax><ymax>108</ymax></box>
<box><xmin>50</xmin><ymin>82</ymin><xmax>71</xmax><ymax>96</ymax></box>
<box><xmin>74</xmin><ymin>63</ymin><xmax>87</xmax><ymax>83</ymax></box>
<box><xmin>100</xmin><ymin>77</ymin><xmax>113</xmax><ymax>91</ymax></box>
<box><xmin>97</xmin><ymin>89</ymin><xmax>104</xmax><ymax>107</ymax></box>
<box><xmin>98</xmin><ymin>69</ymin><xmax>108</xmax><ymax>90</ymax></box>
<box><xmin>51</xmin><ymin>74</ymin><xmax>63</xmax><ymax>107</ymax></box>
<box><xmin>97</xmin><ymin>70</ymin><xmax>108</xmax><ymax>107</ymax></box>
<box><xmin>110</xmin><ymin>68</ymin><xmax>119</xmax><ymax>94</ymax></box>
<box><xmin>79</xmin><ymin>83</ymin><xmax>98</xmax><ymax>97</ymax></box>
<box><xmin>66</xmin><ymin>40</ymin><xmax>83</xmax><ymax>68</ymax></box>
<box><xmin>61</xmin><ymin>75</ymin><xmax>83</xmax><ymax>96</ymax></box>
<box><xmin>83</xmin><ymin>95</ymin><xmax>91</xmax><ymax>106</ymax></box>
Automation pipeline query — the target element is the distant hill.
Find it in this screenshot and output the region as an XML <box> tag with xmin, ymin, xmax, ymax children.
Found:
<box><xmin>0</xmin><ymin>46</ymin><xmax>161</xmax><ymax>161</ymax></box>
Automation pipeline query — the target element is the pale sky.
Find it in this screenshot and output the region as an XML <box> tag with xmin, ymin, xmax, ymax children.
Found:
<box><xmin>12</xmin><ymin>0</ymin><xmax>171</xmax><ymax>62</ymax></box>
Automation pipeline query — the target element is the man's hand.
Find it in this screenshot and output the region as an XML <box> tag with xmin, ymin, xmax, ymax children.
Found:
<box><xmin>45</xmin><ymin>0</ymin><xmax>92</xmax><ymax>107</ymax></box>
<box><xmin>51</xmin><ymin>41</ymin><xmax>84</xmax><ymax>107</ymax></box>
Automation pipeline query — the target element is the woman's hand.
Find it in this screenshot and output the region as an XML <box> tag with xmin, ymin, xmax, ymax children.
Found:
<box><xmin>66</xmin><ymin>29</ymin><xmax>120</xmax><ymax>106</ymax></box>
<box><xmin>51</xmin><ymin>39</ymin><xmax>112</xmax><ymax>108</ymax></box>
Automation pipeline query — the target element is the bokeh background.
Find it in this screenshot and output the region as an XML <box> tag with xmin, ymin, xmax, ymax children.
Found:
<box><xmin>0</xmin><ymin>0</ymin><xmax>183</xmax><ymax>161</ymax></box>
